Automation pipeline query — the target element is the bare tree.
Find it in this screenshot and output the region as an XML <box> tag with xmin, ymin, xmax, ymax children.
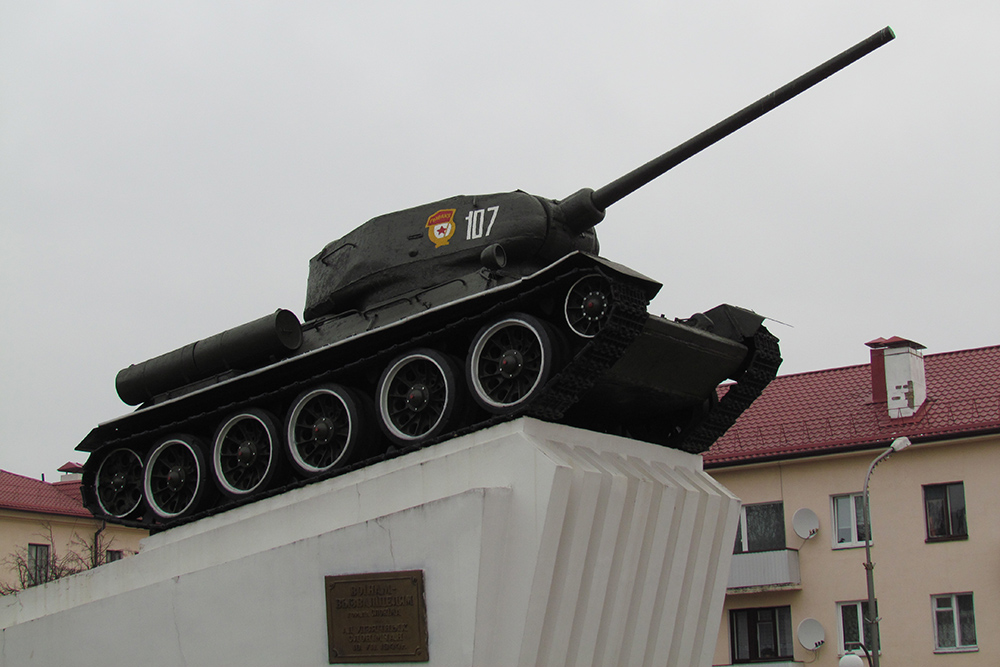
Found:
<box><xmin>67</xmin><ymin>522</ymin><xmax>134</xmax><ymax>569</ymax></box>
<box><xmin>0</xmin><ymin>523</ymin><xmax>135</xmax><ymax>595</ymax></box>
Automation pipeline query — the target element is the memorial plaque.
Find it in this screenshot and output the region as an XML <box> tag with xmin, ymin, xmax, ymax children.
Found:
<box><xmin>325</xmin><ymin>570</ymin><xmax>429</xmax><ymax>663</ymax></box>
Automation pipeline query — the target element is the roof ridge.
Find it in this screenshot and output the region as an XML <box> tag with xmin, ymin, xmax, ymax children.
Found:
<box><xmin>775</xmin><ymin>363</ymin><xmax>868</xmax><ymax>379</ymax></box>
<box><xmin>925</xmin><ymin>344</ymin><xmax>1000</xmax><ymax>360</ymax></box>
<box><xmin>769</xmin><ymin>343</ymin><xmax>1000</xmax><ymax>380</ymax></box>
<box><xmin>0</xmin><ymin>468</ymin><xmax>43</xmax><ymax>483</ymax></box>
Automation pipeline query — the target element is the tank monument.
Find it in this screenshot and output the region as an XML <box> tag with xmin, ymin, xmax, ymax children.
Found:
<box><xmin>1</xmin><ymin>28</ymin><xmax>894</xmax><ymax>666</ymax></box>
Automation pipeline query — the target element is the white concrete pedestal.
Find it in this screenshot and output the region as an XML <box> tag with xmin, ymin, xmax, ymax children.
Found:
<box><xmin>0</xmin><ymin>418</ymin><xmax>739</xmax><ymax>666</ymax></box>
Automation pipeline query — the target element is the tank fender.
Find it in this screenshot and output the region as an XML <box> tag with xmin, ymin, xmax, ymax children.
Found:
<box><xmin>696</xmin><ymin>304</ymin><xmax>765</xmax><ymax>342</ymax></box>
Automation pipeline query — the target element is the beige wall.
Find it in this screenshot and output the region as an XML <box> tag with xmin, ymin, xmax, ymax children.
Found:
<box><xmin>0</xmin><ymin>509</ymin><xmax>146</xmax><ymax>591</ymax></box>
<box><xmin>709</xmin><ymin>433</ymin><xmax>999</xmax><ymax>666</ymax></box>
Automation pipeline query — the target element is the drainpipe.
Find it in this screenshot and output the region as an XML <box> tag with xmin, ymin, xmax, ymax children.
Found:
<box><xmin>94</xmin><ymin>521</ymin><xmax>106</xmax><ymax>568</ymax></box>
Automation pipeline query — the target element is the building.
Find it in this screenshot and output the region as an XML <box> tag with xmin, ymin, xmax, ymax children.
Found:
<box><xmin>705</xmin><ymin>338</ymin><xmax>1000</xmax><ymax>666</ymax></box>
<box><xmin>0</xmin><ymin>463</ymin><xmax>147</xmax><ymax>593</ymax></box>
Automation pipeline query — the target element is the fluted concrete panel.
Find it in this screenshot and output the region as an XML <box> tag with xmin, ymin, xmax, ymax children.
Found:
<box><xmin>1</xmin><ymin>418</ymin><xmax>738</xmax><ymax>667</ymax></box>
<box><xmin>516</xmin><ymin>437</ymin><xmax>740</xmax><ymax>667</ymax></box>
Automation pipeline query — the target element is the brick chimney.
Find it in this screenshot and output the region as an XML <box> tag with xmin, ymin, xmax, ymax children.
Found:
<box><xmin>865</xmin><ymin>337</ymin><xmax>927</xmax><ymax>418</ymax></box>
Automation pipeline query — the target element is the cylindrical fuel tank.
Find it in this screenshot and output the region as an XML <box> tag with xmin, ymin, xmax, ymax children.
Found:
<box><xmin>115</xmin><ymin>309</ymin><xmax>302</xmax><ymax>405</ymax></box>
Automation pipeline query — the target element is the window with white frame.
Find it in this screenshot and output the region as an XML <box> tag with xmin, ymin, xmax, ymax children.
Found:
<box><xmin>923</xmin><ymin>482</ymin><xmax>968</xmax><ymax>541</ymax></box>
<box><xmin>729</xmin><ymin>605</ymin><xmax>793</xmax><ymax>663</ymax></box>
<box><xmin>838</xmin><ymin>600</ymin><xmax>877</xmax><ymax>655</ymax></box>
<box><xmin>933</xmin><ymin>593</ymin><xmax>977</xmax><ymax>652</ymax></box>
<box><xmin>733</xmin><ymin>502</ymin><xmax>785</xmax><ymax>553</ymax></box>
<box><xmin>831</xmin><ymin>493</ymin><xmax>869</xmax><ymax>547</ymax></box>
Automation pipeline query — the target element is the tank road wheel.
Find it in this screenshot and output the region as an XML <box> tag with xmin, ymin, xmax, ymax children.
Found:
<box><xmin>211</xmin><ymin>409</ymin><xmax>283</xmax><ymax>498</ymax></box>
<box><xmin>467</xmin><ymin>313</ymin><xmax>555</xmax><ymax>414</ymax></box>
<box><xmin>564</xmin><ymin>274</ymin><xmax>612</xmax><ymax>338</ymax></box>
<box><xmin>285</xmin><ymin>384</ymin><xmax>365</xmax><ymax>477</ymax></box>
<box><xmin>378</xmin><ymin>349</ymin><xmax>462</xmax><ymax>446</ymax></box>
<box><xmin>143</xmin><ymin>435</ymin><xmax>209</xmax><ymax>521</ymax></box>
<box><xmin>93</xmin><ymin>448</ymin><xmax>144</xmax><ymax>519</ymax></box>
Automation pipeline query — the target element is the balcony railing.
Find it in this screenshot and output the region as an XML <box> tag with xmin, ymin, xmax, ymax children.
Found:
<box><xmin>728</xmin><ymin>548</ymin><xmax>800</xmax><ymax>591</ymax></box>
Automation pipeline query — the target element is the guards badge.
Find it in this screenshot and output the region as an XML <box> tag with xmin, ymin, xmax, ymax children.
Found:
<box><xmin>426</xmin><ymin>209</ymin><xmax>456</xmax><ymax>248</ymax></box>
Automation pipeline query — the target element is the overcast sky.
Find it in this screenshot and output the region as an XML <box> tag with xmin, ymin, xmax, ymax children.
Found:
<box><xmin>2</xmin><ymin>2</ymin><xmax>997</xmax><ymax>479</ymax></box>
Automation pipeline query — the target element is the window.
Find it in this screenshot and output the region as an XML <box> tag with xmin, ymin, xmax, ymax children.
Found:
<box><xmin>106</xmin><ymin>550</ymin><xmax>123</xmax><ymax>562</ymax></box>
<box><xmin>924</xmin><ymin>482</ymin><xmax>967</xmax><ymax>540</ymax></box>
<box><xmin>27</xmin><ymin>543</ymin><xmax>50</xmax><ymax>587</ymax></box>
<box><xmin>832</xmin><ymin>493</ymin><xmax>869</xmax><ymax>547</ymax></box>
<box><xmin>734</xmin><ymin>502</ymin><xmax>785</xmax><ymax>553</ymax></box>
<box><xmin>730</xmin><ymin>606</ymin><xmax>793</xmax><ymax>663</ymax></box>
<box><xmin>933</xmin><ymin>594</ymin><xmax>977</xmax><ymax>651</ymax></box>
<box><xmin>838</xmin><ymin>600</ymin><xmax>878</xmax><ymax>654</ymax></box>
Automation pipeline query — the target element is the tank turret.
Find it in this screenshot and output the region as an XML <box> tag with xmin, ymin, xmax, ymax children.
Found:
<box><xmin>77</xmin><ymin>28</ymin><xmax>895</xmax><ymax>530</ymax></box>
<box><xmin>303</xmin><ymin>191</ymin><xmax>598</xmax><ymax>320</ymax></box>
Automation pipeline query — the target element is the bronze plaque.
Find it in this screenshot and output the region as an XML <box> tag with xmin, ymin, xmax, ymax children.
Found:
<box><xmin>325</xmin><ymin>570</ymin><xmax>429</xmax><ymax>663</ymax></box>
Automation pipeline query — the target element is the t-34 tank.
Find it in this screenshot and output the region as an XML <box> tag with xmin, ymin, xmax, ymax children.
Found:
<box><xmin>78</xmin><ymin>28</ymin><xmax>895</xmax><ymax>530</ymax></box>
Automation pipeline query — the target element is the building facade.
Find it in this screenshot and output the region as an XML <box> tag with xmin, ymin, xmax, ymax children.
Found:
<box><xmin>0</xmin><ymin>464</ymin><xmax>147</xmax><ymax>593</ymax></box>
<box><xmin>705</xmin><ymin>338</ymin><xmax>999</xmax><ymax>666</ymax></box>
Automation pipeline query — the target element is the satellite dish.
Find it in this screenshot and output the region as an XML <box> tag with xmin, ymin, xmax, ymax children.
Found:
<box><xmin>797</xmin><ymin>617</ymin><xmax>826</xmax><ymax>650</ymax></box>
<box><xmin>793</xmin><ymin>508</ymin><xmax>820</xmax><ymax>539</ymax></box>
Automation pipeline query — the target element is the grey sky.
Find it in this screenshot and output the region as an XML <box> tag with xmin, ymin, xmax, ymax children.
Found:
<box><xmin>2</xmin><ymin>2</ymin><xmax>998</xmax><ymax>479</ymax></box>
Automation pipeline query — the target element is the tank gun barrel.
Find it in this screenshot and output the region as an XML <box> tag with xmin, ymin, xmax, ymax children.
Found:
<box><xmin>559</xmin><ymin>26</ymin><xmax>895</xmax><ymax>232</ymax></box>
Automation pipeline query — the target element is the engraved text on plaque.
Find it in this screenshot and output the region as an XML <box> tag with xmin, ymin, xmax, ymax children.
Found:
<box><xmin>325</xmin><ymin>570</ymin><xmax>428</xmax><ymax>663</ymax></box>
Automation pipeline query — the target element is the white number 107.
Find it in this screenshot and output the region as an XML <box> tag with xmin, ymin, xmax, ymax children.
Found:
<box><xmin>466</xmin><ymin>206</ymin><xmax>499</xmax><ymax>240</ymax></box>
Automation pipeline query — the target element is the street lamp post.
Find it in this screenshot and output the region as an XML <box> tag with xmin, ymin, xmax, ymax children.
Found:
<box><xmin>861</xmin><ymin>436</ymin><xmax>911</xmax><ymax>667</ymax></box>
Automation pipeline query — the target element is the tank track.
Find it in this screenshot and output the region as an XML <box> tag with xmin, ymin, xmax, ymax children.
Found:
<box><xmin>526</xmin><ymin>275</ymin><xmax>650</xmax><ymax>421</ymax></box>
<box><xmin>84</xmin><ymin>265</ymin><xmax>774</xmax><ymax>531</ymax></box>
<box><xmin>673</xmin><ymin>325</ymin><xmax>781</xmax><ymax>453</ymax></box>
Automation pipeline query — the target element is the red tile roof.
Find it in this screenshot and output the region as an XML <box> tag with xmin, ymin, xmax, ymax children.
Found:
<box><xmin>704</xmin><ymin>344</ymin><xmax>1000</xmax><ymax>467</ymax></box>
<box><xmin>52</xmin><ymin>479</ymin><xmax>85</xmax><ymax>504</ymax></box>
<box><xmin>0</xmin><ymin>469</ymin><xmax>92</xmax><ymax>518</ymax></box>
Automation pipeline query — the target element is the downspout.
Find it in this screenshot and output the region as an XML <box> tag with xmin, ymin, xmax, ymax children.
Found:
<box><xmin>94</xmin><ymin>521</ymin><xmax>106</xmax><ymax>568</ymax></box>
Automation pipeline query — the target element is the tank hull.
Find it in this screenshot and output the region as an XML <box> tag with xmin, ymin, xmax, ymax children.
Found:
<box><xmin>79</xmin><ymin>252</ymin><xmax>779</xmax><ymax>530</ymax></box>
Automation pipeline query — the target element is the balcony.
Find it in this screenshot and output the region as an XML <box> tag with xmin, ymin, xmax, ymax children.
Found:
<box><xmin>727</xmin><ymin>548</ymin><xmax>800</xmax><ymax>592</ymax></box>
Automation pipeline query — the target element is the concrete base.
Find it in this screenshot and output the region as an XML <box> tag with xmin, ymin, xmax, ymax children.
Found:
<box><xmin>0</xmin><ymin>418</ymin><xmax>739</xmax><ymax>666</ymax></box>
